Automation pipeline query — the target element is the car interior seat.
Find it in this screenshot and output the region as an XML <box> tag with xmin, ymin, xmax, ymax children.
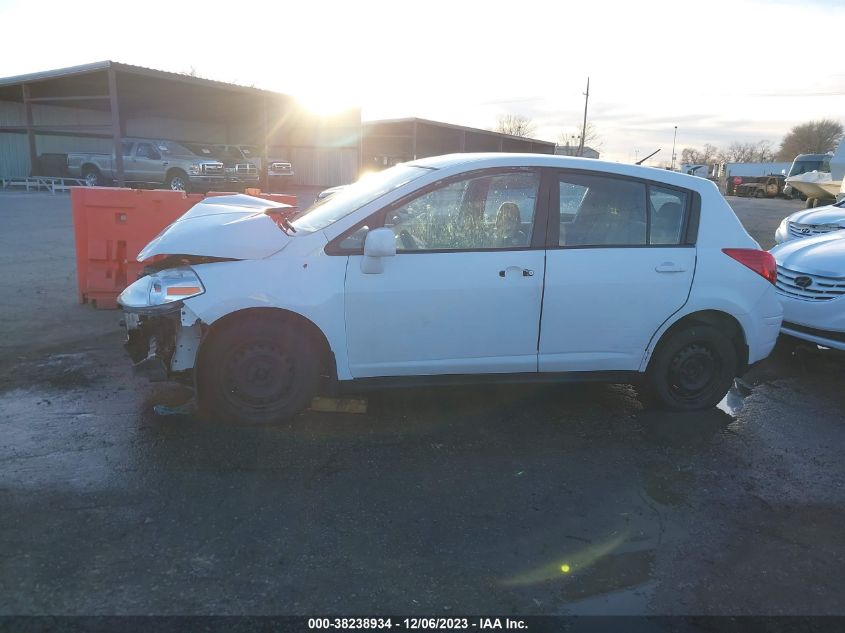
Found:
<box><xmin>566</xmin><ymin>189</ymin><xmax>646</xmax><ymax>245</ymax></box>
<box><xmin>651</xmin><ymin>202</ymin><xmax>683</xmax><ymax>244</ymax></box>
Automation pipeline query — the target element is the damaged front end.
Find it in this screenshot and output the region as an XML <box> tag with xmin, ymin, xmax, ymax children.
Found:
<box><xmin>118</xmin><ymin>195</ymin><xmax>295</xmax><ymax>384</ymax></box>
<box><xmin>118</xmin><ymin>264</ymin><xmax>208</xmax><ymax>384</ymax></box>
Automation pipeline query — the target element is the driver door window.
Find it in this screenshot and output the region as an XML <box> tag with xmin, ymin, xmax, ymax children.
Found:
<box><xmin>385</xmin><ymin>171</ymin><xmax>540</xmax><ymax>251</ymax></box>
<box><xmin>135</xmin><ymin>143</ymin><xmax>160</xmax><ymax>160</ymax></box>
<box><xmin>132</xmin><ymin>143</ymin><xmax>161</xmax><ymax>182</ymax></box>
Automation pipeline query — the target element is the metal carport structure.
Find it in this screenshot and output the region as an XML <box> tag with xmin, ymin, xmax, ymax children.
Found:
<box><xmin>0</xmin><ymin>61</ymin><xmax>361</xmax><ymax>187</ymax></box>
<box><xmin>361</xmin><ymin>117</ymin><xmax>555</xmax><ymax>170</ymax></box>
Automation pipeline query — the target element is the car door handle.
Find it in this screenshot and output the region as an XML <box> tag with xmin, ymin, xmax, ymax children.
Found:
<box><xmin>499</xmin><ymin>267</ymin><xmax>534</xmax><ymax>277</ymax></box>
<box><xmin>655</xmin><ymin>262</ymin><xmax>686</xmax><ymax>273</ymax></box>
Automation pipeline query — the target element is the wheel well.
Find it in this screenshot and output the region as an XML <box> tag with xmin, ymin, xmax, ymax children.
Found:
<box><xmin>81</xmin><ymin>163</ymin><xmax>100</xmax><ymax>174</ymax></box>
<box><xmin>650</xmin><ymin>310</ymin><xmax>748</xmax><ymax>374</ymax></box>
<box><xmin>165</xmin><ymin>167</ymin><xmax>187</xmax><ymax>181</ymax></box>
<box><xmin>196</xmin><ymin>307</ymin><xmax>337</xmax><ymax>387</ymax></box>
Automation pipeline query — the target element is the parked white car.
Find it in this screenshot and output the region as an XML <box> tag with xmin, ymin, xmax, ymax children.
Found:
<box><xmin>771</xmin><ymin>232</ymin><xmax>845</xmax><ymax>350</ymax></box>
<box><xmin>774</xmin><ymin>199</ymin><xmax>845</xmax><ymax>244</ymax></box>
<box><xmin>117</xmin><ymin>153</ymin><xmax>782</xmax><ymax>423</ymax></box>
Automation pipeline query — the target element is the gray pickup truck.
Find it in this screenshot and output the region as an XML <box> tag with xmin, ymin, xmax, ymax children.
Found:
<box><xmin>67</xmin><ymin>138</ymin><xmax>225</xmax><ymax>192</ymax></box>
<box><xmin>234</xmin><ymin>145</ymin><xmax>294</xmax><ymax>179</ymax></box>
<box><xmin>185</xmin><ymin>143</ymin><xmax>260</xmax><ymax>191</ymax></box>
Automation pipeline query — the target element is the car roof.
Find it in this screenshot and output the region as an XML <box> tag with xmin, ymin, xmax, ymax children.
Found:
<box><xmin>408</xmin><ymin>153</ymin><xmax>714</xmax><ymax>191</ymax></box>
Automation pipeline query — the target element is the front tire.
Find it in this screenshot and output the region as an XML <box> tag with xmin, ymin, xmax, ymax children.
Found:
<box><xmin>643</xmin><ymin>325</ymin><xmax>737</xmax><ymax>411</ymax></box>
<box><xmin>197</xmin><ymin>315</ymin><xmax>320</xmax><ymax>424</ymax></box>
<box><xmin>166</xmin><ymin>170</ymin><xmax>191</xmax><ymax>193</ymax></box>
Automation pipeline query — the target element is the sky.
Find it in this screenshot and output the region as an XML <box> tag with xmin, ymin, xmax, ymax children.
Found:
<box><xmin>1</xmin><ymin>0</ymin><xmax>843</xmax><ymax>165</ymax></box>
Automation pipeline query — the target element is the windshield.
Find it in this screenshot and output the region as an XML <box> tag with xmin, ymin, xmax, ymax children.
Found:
<box><xmin>185</xmin><ymin>144</ymin><xmax>220</xmax><ymax>159</ymax></box>
<box><xmin>159</xmin><ymin>140</ymin><xmax>202</xmax><ymax>157</ymax></box>
<box><xmin>788</xmin><ymin>160</ymin><xmax>826</xmax><ymax>177</ymax></box>
<box><xmin>290</xmin><ymin>165</ymin><xmax>434</xmax><ymax>232</ymax></box>
<box><xmin>239</xmin><ymin>145</ymin><xmax>260</xmax><ymax>158</ymax></box>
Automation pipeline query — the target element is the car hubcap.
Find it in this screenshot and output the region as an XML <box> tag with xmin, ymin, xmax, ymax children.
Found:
<box><xmin>85</xmin><ymin>173</ymin><xmax>97</xmax><ymax>186</ymax></box>
<box><xmin>171</xmin><ymin>177</ymin><xmax>185</xmax><ymax>191</ymax></box>
<box><xmin>668</xmin><ymin>343</ymin><xmax>718</xmax><ymax>399</ymax></box>
<box><xmin>224</xmin><ymin>343</ymin><xmax>294</xmax><ymax>408</ymax></box>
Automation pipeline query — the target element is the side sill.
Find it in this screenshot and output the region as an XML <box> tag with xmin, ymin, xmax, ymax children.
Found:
<box><xmin>336</xmin><ymin>370</ymin><xmax>642</xmax><ymax>393</ymax></box>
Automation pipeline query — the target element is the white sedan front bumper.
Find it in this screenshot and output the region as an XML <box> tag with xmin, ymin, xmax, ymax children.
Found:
<box><xmin>778</xmin><ymin>293</ymin><xmax>845</xmax><ymax>351</ymax></box>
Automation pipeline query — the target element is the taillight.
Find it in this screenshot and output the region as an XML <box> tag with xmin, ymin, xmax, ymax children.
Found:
<box><xmin>722</xmin><ymin>248</ymin><xmax>777</xmax><ymax>285</ymax></box>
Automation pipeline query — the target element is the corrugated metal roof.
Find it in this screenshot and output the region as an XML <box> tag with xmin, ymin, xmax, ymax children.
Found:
<box><xmin>0</xmin><ymin>60</ymin><xmax>283</xmax><ymax>97</ymax></box>
<box><xmin>363</xmin><ymin>117</ymin><xmax>555</xmax><ymax>147</ymax></box>
<box><xmin>0</xmin><ymin>61</ymin><xmax>112</xmax><ymax>87</ymax></box>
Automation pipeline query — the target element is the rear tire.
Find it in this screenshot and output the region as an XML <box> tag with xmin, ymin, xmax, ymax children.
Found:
<box><xmin>643</xmin><ymin>324</ymin><xmax>737</xmax><ymax>411</ymax></box>
<box><xmin>197</xmin><ymin>315</ymin><xmax>320</xmax><ymax>424</ymax></box>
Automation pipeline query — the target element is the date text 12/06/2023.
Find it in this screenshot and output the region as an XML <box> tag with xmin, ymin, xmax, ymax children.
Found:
<box><xmin>307</xmin><ymin>618</ymin><xmax>528</xmax><ymax>630</ymax></box>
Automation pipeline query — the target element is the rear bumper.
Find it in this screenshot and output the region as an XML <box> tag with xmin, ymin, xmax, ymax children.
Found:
<box><xmin>744</xmin><ymin>290</ymin><xmax>784</xmax><ymax>365</ymax></box>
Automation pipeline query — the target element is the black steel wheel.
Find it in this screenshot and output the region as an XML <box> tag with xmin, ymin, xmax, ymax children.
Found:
<box><xmin>643</xmin><ymin>324</ymin><xmax>737</xmax><ymax>411</ymax></box>
<box><xmin>197</xmin><ymin>315</ymin><xmax>320</xmax><ymax>424</ymax></box>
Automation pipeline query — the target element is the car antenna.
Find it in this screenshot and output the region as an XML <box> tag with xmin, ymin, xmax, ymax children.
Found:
<box><xmin>636</xmin><ymin>149</ymin><xmax>661</xmax><ymax>165</ymax></box>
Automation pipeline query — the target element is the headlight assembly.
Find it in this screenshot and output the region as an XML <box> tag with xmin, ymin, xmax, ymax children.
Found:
<box><xmin>118</xmin><ymin>267</ymin><xmax>205</xmax><ymax>313</ymax></box>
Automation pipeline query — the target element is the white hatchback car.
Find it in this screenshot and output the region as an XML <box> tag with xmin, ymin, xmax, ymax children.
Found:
<box><xmin>118</xmin><ymin>154</ymin><xmax>782</xmax><ymax>422</ymax></box>
<box><xmin>771</xmin><ymin>232</ymin><xmax>845</xmax><ymax>350</ymax></box>
<box><xmin>775</xmin><ymin>199</ymin><xmax>845</xmax><ymax>244</ymax></box>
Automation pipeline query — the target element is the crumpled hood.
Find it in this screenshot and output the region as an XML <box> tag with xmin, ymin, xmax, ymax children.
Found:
<box><xmin>771</xmin><ymin>230</ymin><xmax>845</xmax><ymax>277</ymax></box>
<box><xmin>786</xmin><ymin>203</ymin><xmax>845</xmax><ymax>226</ymax></box>
<box><xmin>137</xmin><ymin>194</ymin><xmax>293</xmax><ymax>261</ymax></box>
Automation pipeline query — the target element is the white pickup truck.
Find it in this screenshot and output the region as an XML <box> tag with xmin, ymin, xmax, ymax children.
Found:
<box><xmin>67</xmin><ymin>138</ymin><xmax>226</xmax><ymax>192</ymax></box>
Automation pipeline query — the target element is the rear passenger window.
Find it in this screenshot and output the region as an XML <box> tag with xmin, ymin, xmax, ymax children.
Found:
<box><xmin>648</xmin><ymin>186</ymin><xmax>687</xmax><ymax>245</ymax></box>
<box><xmin>558</xmin><ymin>174</ymin><xmax>646</xmax><ymax>246</ymax></box>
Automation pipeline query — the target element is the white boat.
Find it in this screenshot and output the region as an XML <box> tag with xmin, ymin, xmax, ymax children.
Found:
<box><xmin>786</xmin><ymin>140</ymin><xmax>845</xmax><ymax>203</ymax></box>
<box><xmin>786</xmin><ymin>170</ymin><xmax>835</xmax><ymax>200</ymax></box>
<box><xmin>820</xmin><ymin>180</ymin><xmax>842</xmax><ymax>197</ymax></box>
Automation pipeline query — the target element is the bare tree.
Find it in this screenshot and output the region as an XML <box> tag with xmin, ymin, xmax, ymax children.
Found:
<box><xmin>755</xmin><ymin>140</ymin><xmax>776</xmax><ymax>162</ymax></box>
<box><xmin>776</xmin><ymin>119</ymin><xmax>843</xmax><ymax>160</ymax></box>
<box><xmin>680</xmin><ymin>143</ymin><xmax>719</xmax><ymax>165</ymax></box>
<box><xmin>683</xmin><ymin>139</ymin><xmax>778</xmax><ymax>165</ymax></box>
<box><xmin>558</xmin><ymin>122</ymin><xmax>602</xmax><ymax>150</ymax></box>
<box><xmin>495</xmin><ymin>114</ymin><xmax>536</xmax><ymax>138</ymax></box>
<box><xmin>722</xmin><ymin>142</ymin><xmax>753</xmax><ymax>163</ymax></box>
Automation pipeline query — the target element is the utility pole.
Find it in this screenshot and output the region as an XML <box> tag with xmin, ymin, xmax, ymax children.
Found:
<box><xmin>577</xmin><ymin>77</ymin><xmax>590</xmax><ymax>157</ymax></box>
<box><xmin>671</xmin><ymin>125</ymin><xmax>678</xmax><ymax>171</ymax></box>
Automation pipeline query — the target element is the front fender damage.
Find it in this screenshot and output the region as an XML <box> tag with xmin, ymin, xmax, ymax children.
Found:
<box><xmin>123</xmin><ymin>303</ymin><xmax>204</xmax><ymax>383</ymax></box>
